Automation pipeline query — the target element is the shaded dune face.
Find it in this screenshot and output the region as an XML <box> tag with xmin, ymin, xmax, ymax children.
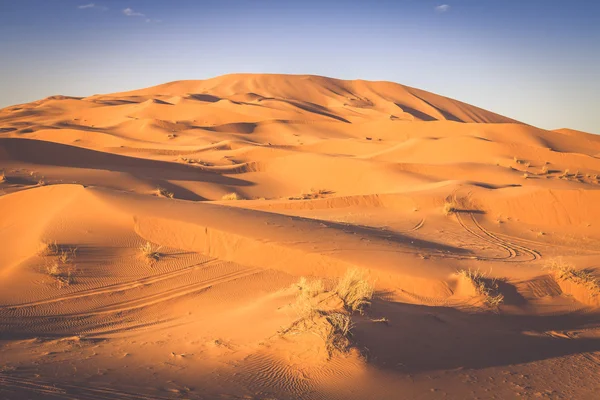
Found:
<box><xmin>1</xmin><ymin>74</ymin><xmax>600</xmax><ymax>400</ymax></box>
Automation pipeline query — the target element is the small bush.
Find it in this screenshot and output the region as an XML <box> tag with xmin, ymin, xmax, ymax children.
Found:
<box><xmin>335</xmin><ymin>268</ymin><xmax>374</xmax><ymax>314</ymax></box>
<box><xmin>324</xmin><ymin>313</ymin><xmax>353</xmax><ymax>355</ymax></box>
<box><xmin>41</xmin><ymin>243</ymin><xmax>77</xmax><ymax>287</ymax></box>
<box><xmin>140</xmin><ymin>241</ymin><xmax>162</xmax><ymax>262</ymax></box>
<box><xmin>222</xmin><ymin>192</ymin><xmax>243</xmax><ymax>201</ymax></box>
<box><xmin>45</xmin><ymin>260</ymin><xmax>75</xmax><ymax>287</ymax></box>
<box><xmin>0</xmin><ymin>171</ymin><xmax>6</xmax><ymax>183</ymax></box>
<box><xmin>544</xmin><ymin>259</ymin><xmax>600</xmax><ymax>294</ymax></box>
<box><xmin>39</xmin><ymin>240</ymin><xmax>60</xmax><ymax>256</ymax></box>
<box><xmin>457</xmin><ymin>268</ymin><xmax>504</xmax><ymax>307</ymax></box>
<box><xmin>443</xmin><ymin>199</ymin><xmax>459</xmax><ymax>216</ymax></box>
<box><xmin>155</xmin><ymin>186</ymin><xmax>174</xmax><ymax>198</ymax></box>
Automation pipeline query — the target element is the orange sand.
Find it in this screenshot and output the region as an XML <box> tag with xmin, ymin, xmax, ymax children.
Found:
<box><xmin>1</xmin><ymin>74</ymin><xmax>599</xmax><ymax>399</ymax></box>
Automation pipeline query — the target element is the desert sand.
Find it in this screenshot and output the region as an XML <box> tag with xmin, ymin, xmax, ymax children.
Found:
<box><xmin>1</xmin><ymin>73</ymin><xmax>599</xmax><ymax>399</ymax></box>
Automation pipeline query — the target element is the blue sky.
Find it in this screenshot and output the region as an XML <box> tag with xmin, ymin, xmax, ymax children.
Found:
<box><xmin>1</xmin><ymin>0</ymin><xmax>598</xmax><ymax>133</ymax></box>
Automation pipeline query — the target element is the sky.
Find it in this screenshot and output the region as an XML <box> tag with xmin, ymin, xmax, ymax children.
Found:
<box><xmin>1</xmin><ymin>0</ymin><xmax>599</xmax><ymax>133</ymax></box>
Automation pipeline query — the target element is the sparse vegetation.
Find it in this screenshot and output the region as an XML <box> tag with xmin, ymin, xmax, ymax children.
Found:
<box><xmin>457</xmin><ymin>268</ymin><xmax>504</xmax><ymax>307</ymax></box>
<box><xmin>45</xmin><ymin>259</ymin><xmax>75</xmax><ymax>287</ymax></box>
<box><xmin>443</xmin><ymin>198</ymin><xmax>459</xmax><ymax>216</ymax></box>
<box><xmin>155</xmin><ymin>186</ymin><xmax>174</xmax><ymax>198</ymax></box>
<box><xmin>544</xmin><ymin>259</ymin><xmax>600</xmax><ymax>295</ymax></box>
<box><xmin>221</xmin><ymin>192</ymin><xmax>243</xmax><ymax>201</ymax></box>
<box><xmin>335</xmin><ymin>268</ymin><xmax>374</xmax><ymax>314</ymax></box>
<box><xmin>523</xmin><ymin>173</ymin><xmax>529</xmax><ymax>179</ymax></box>
<box><xmin>40</xmin><ymin>242</ymin><xmax>77</xmax><ymax>287</ymax></box>
<box><xmin>281</xmin><ymin>269</ymin><xmax>375</xmax><ymax>357</ymax></box>
<box><xmin>289</xmin><ymin>188</ymin><xmax>332</xmax><ymax>200</ymax></box>
<box><xmin>0</xmin><ymin>171</ymin><xmax>6</xmax><ymax>183</ymax></box>
<box><xmin>37</xmin><ymin>178</ymin><xmax>46</xmax><ymax>186</ymax></box>
<box><xmin>541</xmin><ymin>165</ymin><xmax>549</xmax><ymax>174</ymax></box>
<box><xmin>139</xmin><ymin>241</ymin><xmax>162</xmax><ymax>262</ymax></box>
<box><xmin>39</xmin><ymin>240</ymin><xmax>60</xmax><ymax>256</ymax></box>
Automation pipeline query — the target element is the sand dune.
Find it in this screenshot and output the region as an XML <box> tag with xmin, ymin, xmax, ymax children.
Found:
<box><xmin>1</xmin><ymin>74</ymin><xmax>600</xmax><ymax>399</ymax></box>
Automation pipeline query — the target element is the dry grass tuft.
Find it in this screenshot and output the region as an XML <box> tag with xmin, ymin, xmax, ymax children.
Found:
<box><xmin>155</xmin><ymin>186</ymin><xmax>174</xmax><ymax>199</ymax></box>
<box><xmin>541</xmin><ymin>165</ymin><xmax>549</xmax><ymax>175</ymax></box>
<box><xmin>37</xmin><ymin>178</ymin><xmax>46</xmax><ymax>186</ymax></box>
<box><xmin>544</xmin><ymin>259</ymin><xmax>600</xmax><ymax>295</ymax></box>
<box><xmin>457</xmin><ymin>268</ymin><xmax>504</xmax><ymax>307</ymax></box>
<box><xmin>323</xmin><ymin>312</ymin><xmax>353</xmax><ymax>355</ymax></box>
<box><xmin>221</xmin><ymin>192</ymin><xmax>243</xmax><ymax>201</ymax></box>
<box><xmin>443</xmin><ymin>198</ymin><xmax>460</xmax><ymax>216</ymax></box>
<box><xmin>0</xmin><ymin>171</ymin><xmax>6</xmax><ymax>183</ymax></box>
<box><xmin>40</xmin><ymin>242</ymin><xmax>77</xmax><ymax>287</ymax></box>
<box><xmin>139</xmin><ymin>241</ymin><xmax>162</xmax><ymax>262</ymax></box>
<box><xmin>45</xmin><ymin>260</ymin><xmax>75</xmax><ymax>287</ymax></box>
<box><xmin>39</xmin><ymin>240</ymin><xmax>60</xmax><ymax>256</ymax></box>
<box><xmin>281</xmin><ymin>271</ymin><xmax>375</xmax><ymax>357</ymax></box>
<box><xmin>335</xmin><ymin>268</ymin><xmax>374</xmax><ymax>314</ymax></box>
<box><xmin>290</xmin><ymin>188</ymin><xmax>333</xmax><ymax>200</ymax></box>
<box><xmin>292</xmin><ymin>277</ymin><xmax>326</xmax><ymax>319</ymax></box>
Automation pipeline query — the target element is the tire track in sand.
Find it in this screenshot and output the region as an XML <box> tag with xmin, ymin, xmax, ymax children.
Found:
<box><xmin>456</xmin><ymin>212</ymin><xmax>540</xmax><ymax>262</ymax></box>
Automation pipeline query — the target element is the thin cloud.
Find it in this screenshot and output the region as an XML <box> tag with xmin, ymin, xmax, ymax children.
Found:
<box><xmin>435</xmin><ymin>4</ymin><xmax>451</xmax><ymax>13</ymax></box>
<box><xmin>123</xmin><ymin>8</ymin><xmax>145</xmax><ymax>17</ymax></box>
<box><xmin>78</xmin><ymin>3</ymin><xmax>106</xmax><ymax>11</ymax></box>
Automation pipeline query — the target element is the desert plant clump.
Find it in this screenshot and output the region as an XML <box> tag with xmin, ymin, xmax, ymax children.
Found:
<box><xmin>289</xmin><ymin>188</ymin><xmax>333</xmax><ymax>200</ymax></box>
<box><xmin>155</xmin><ymin>186</ymin><xmax>174</xmax><ymax>198</ymax></box>
<box><xmin>281</xmin><ymin>270</ymin><xmax>375</xmax><ymax>358</ymax></box>
<box><xmin>40</xmin><ymin>243</ymin><xmax>77</xmax><ymax>287</ymax></box>
<box><xmin>139</xmin><ymin>241</ymin><xmax>162</xmax><ymax>262</ymax></box>
<box><xmin>543</xmin><ymin>259</ymin><xmax>600</xmax><ymax>295</ymax></box>
<box><xmin>45</xmin><ymin>260</ymin><xmax>75</xmax><ymax>287</ymax></box>
<box><xmin>39</xmin><ymin>240</ymin><xmax>60</xmax><ymax>256</ymax></box>
<box><xmin>0</xmin><ymin>171</ymin><xmax>6</xmax><ymax>183</ymax></box>
<box><xmin>37</xmin><ymin>178</ymin><xmax>46</xmax><ymax>186</ymax></box>
<box><xmin>323</xmin><ymin>312</ymin><xmax>353</xmax><ymax>355</ymax></box>
<box><xmin>541</xmin><ymin>165</ymin><xmax>549</xmax><ymax>175</ymax></box>
<box><xmin>457</xmin><ymin>268</ymin><xmax>504</xmax><ymax>307</ymax></box>
<box><xmin>443</xmin><ymin>198</ymin><xmax>460</xmax><ymax>216</ymax></box>
<box><xmin>335</xmin><ymin>268</ymin><xmax>374</xmax><ymax>314</ymax></box>
<box><xmin>292</xmin><ymin>277</ymin><xmax>326</xmax><ymax>319</ymax></box>
<box><xmin>221</xmin><ymin>192</ymin><xmax>243</xmax><ymax>201</ymax></box>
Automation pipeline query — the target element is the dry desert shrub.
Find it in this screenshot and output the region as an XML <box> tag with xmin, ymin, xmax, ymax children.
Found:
<box><xmin>335</xmin><ymin>268</ymin><xmax>374</xmax><ymax>314</ymax></box>
<box><xmin>39</xmin><ymin>240</ymin><xmax>60</xmax><ymax>256</ymax></box>
<box><xmin>281</xmin><ymin>269</ymin><xmax>374</xmax><ymax>357</ymax></box>
<box><xmin>0</xmin><ymin>171</ymin><xmax>6</xmax><ymax>183</ymax></box>
<box><xmin>155</xmin><ymin>186</ymin><xmax>174</xmax><ymax>198</ymax></box>
<box><xmin>140</xmin><ymin>241</ymin><xmax>162</xmax><ymax>262</ymax></box>
<box><xmin>40</xmin><ymin>243</ymin><xmax>77</xmax><ymax>287</ymax></box>
<box><xmin>443</xmin><ymin>198</ymin><xmax>460</xmax><ymax>216</ymax></box>
<box><xmin>221</xmin><ymin>192</ymin><xmax>243</xmax><ymax>201</ymax></box>
<box><xmin>544</xmin><ymin>259</ymin><xmax>600</xmax><ymax>295</ymax></box>
<box><xmin>289</xmin><ymin>188</ymin><xmax>332</xmax><ymax>200</ymax></box>
<box><xmin>457</xmin><ymin>268</ymin><xmax>504</xmax><ymax>307</ymax></box>
<box><xmin>45</xmin><ymin>260</ymin><xmax>75</xmax><ymax>287</ymax></box>
<box><xmin>541</xmin><ymin>165</ymin><xmax>549</xmax><ymax>175</ymax></box>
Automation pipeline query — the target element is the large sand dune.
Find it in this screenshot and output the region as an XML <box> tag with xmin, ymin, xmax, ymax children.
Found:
<box><xmin>1</xmin><ymin>74</ymin><xmax>599</xmax><ymax>399</ymax></box>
